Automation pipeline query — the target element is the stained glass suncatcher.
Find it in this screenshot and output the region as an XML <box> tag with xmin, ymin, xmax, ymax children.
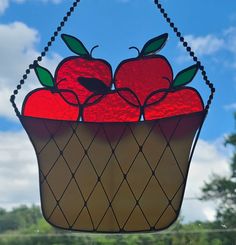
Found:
<box><xmin>11</xmin><ymin>0</ymin><xmax>215</xmax><ymax>233</ymax></box>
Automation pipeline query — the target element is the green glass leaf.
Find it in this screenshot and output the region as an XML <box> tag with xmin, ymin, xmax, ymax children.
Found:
<box><xmin>61</xmin><ymin>34</ymin><xmax>90</xmax><ymax>57</ymax></box>
<box><xmin>140</xmin><ymin>33</ymin><xmax>168</xmax><ymax>56</ymax></box>
<box><xmin>34</xmin><ymin>65</ymin><xmax>54</xmax><ymax>88</ymax></box>
<box><xmin>173</xmin><ymin>64</ymin><xmax>199</xmax><ymax>87</ymax></box>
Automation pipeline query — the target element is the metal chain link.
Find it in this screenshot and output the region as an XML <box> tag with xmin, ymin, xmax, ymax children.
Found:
<box><xmin>154</xmin><ymin>0</ymin><xmax>215</xmax><ymax>111</ymax></box>
<box><xmin>10</xmin><ymin>0</ymin><xmax>81</xmax><ymax>117</ymax></box>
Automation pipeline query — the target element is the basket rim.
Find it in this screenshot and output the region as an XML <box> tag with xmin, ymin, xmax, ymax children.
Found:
<box><xmin>19</xmin><ymin>110</ymin><xmax>207</xmax><ymax>125</ymax></box>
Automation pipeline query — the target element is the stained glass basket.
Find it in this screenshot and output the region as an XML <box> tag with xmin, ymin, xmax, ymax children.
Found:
<box><xmin>19</xmin><ymin>111</ymin><xmax>205</xmax><ymax>233</ymax></box>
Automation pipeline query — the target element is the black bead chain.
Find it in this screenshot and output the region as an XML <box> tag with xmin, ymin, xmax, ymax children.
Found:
<box><xmin>154</xmin><ymin>0</ymin><xmax>215</xmax><ymax>111</ymax></box>
<box><xmin>10</xmin><ymin>0</ymin><xmax>81</xmax><ymax>117</ymax></box>
<box><xmin>11</xmin><ymin>0</ymin><xmax>215</xmax><ymax>116</ymax></box>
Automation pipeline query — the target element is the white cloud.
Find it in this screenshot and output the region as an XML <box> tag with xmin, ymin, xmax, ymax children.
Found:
<box><xmin>224</xmin><ymin>103</ymin><xmax>236</xmax><ymax>111</ymax></box>
<box><xmin>0</xmin><ymin>21</ymin><xmax>62</xmax><ymax>121</ymax></box>
<box><xmin>184</xmin><ymin>35</ymin><xmax>224</xmax><ymax>56</ymax></box>
<box><xmin>177</xmin><ymin>34</ymin><xmax>224</xmax><ymax>64</ymax></box>
<box><xmin>0</xmin><ymin>130</ymin><xmax>39</xmax><ymax>210</ymax></box>
<box><xmin>0</xmin><ymin>0</ymin><xmax>8</xmax><ymax>14</ymax></box>
<box><xmin>224</xmin><ymin>27</ymin><xmax>236</xmax><ymax>55</ymax></box>
<box><xmin>0</xmin><ymin>22</ymin><xmax>39</xmax><ymax>83</ymax></box>
<box><xmin>203</xmin><ymin>207</ymin><xmax>216</xmax><ymax>222</ymax></box>
<box><xmin>0</xmin><ymin>0</ymin><xmax>62</xmax><ymax>15</ymax></box>
<box><xmin>182</xmin><ymin>138</ymin><xmax>231</xmax><ymax>222</ymax></box>
<box><xmin>178</xmin><ymin>26</ymin><xmax>236</xmax><ymax>58</ymax></box>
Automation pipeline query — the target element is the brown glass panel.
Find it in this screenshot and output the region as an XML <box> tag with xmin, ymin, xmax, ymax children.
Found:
<box><xmin>21</xmin><ymin>111</ymin><xmax>205</xmax><ymax>233</ymax></box>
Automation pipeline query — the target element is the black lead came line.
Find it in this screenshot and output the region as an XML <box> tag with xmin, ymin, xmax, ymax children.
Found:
<box><xmin>10</xmin><ymin>0</ymin><xmax>81</xmax><ymax>117</ymax></box>
<box><xmin>10</xmin><ymin>0</ymin><xmax>215</xmax><ymax>116</ymax></box>
<box><xmin>11</xmin><ymin>0</ymin><xmax>215</xmax><ymax>117</ymax></box>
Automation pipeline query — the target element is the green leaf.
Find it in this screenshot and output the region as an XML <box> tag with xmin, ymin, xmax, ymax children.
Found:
<box><xmin>34</xmin><ymin>65</ymin><xmax>54</xmax><ymax>88</ymax></box>
<box><xmin>61</xmin><ymin>34</ymin><xmax>90</xmax><ymax>57</ymax></box>
<box><xmin>140</xmin><ymin>33</ymin><xmax>168</xmax><ymax>56</ymax></box>
<box><xmin>173</xmin><ymin>64</ymin><xmax>199</xmax><ymax>87</ymax></box>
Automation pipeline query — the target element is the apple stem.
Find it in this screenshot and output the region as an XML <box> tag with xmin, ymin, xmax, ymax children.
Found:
<box><xmin>90</xmin><ymin>45</ymin><xmax>99</xmax><ymax>57</ymax></box>
<box><xmin>129</xmin><ymin>46</ymin><xmax>141</xmax><ymax>57</ymax></box>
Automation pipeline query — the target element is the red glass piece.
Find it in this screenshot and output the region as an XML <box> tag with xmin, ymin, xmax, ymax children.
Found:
<box><xmin>117</xmin><ymin>88</ymin><xmax>141</xmax><ymax>107</ymax></box>
<box><xmin>115</xmin><ymin>56</ymin><xmax>173</xmax><ymax>105</ymax></box>
<box><xmin>85</xmin><ymin>94</ymin><xmax>104</xmax><ymax>106</ymax></box>
<box><xmin>144</xmin><ymin>90</ymin><xmax>168</xmax><ymax>106</ymax></box>
<box><xmin>144</xmin><ymin>87</ymin><xmax>204</xmax><ymax>120</ymax></box>
<box><xmin>83</xmin><ymin>90</ymin><xmax>141</xmax><ymax>122</ymax></box>
<box><xmin>22</xmin><ymin>88</ymin><xmax>79</xmax><ymax>121</ymax></box>
<box><xmin>55</xmin><ymin>57</ymin><xmax>112</xmax><ymax>104</ymax></box>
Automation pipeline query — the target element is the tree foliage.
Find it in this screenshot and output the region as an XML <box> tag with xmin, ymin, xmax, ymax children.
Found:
<box><xmin>201</xmin><ymin>113</ymin><xmax>236</xmax><ymax>243</ymax></box>
<box><xmin>0</xmin><ymin>206</ymin><xmax>235</xmax><ymax>244</ymax></box>
<box><xmin>202</xmin><ymin>114</ymin><xmax>236</xmax><ymax>221</ymax></box>
<box><xmin>0</xmin><ymin>205</ymin><xmax>41</xmax><ymax>233</ymax></box>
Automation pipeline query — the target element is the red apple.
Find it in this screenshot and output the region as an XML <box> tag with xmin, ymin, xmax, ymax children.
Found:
<box><xmin>115</xmin><ymin>34</ymin><xmax>173</xmax><ymax>106</ymax></box>
<box><xmin>22</xmin><ymin>64</ymin><xmax>80</xmax><ymax>121</ymax></box>
<box><xmin>22</xmin><ymin>88</ymin><xmax>80</xmax><ymax>121</ymax></box>
<box><xmin>83</xmin><ymin>89</ymin><xmax>141</xmax><ymax>122</ymax></box>
<box><xmin>55</xmin><ymin>34</ymin><xmax>112</xmax><ymax>105</ymax></box>
<box><xmin>144</xmin><ymin>87</ymin><xmax>204</xmax><ymax>120</ymax></box>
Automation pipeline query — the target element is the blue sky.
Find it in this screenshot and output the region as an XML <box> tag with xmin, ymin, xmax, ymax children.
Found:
<box><xmin>0</xmin><ymin>0</ymin><xmax>235</xmax><ymax>223</ymax></box>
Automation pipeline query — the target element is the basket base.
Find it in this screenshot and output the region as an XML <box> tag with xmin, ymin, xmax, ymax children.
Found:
<box><xmin>21</xmin><ymin>111</ymin><xmax>206</xmax><ymax>233</ymax></box>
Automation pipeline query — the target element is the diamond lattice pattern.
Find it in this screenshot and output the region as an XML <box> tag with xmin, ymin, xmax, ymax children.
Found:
<box><xmin>22</xmin><ymin>111</ymin><xmax>205</xmax><ymax>233</ymax></box>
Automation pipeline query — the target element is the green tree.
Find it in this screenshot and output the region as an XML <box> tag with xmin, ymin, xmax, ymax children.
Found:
<box><xmin>0</xmin><ymin>205</ymin><xmax>42</xmax><ymax>233</ymax></box>
<box><xmin>201</xmin><ymin>113</ymin><xmax>236</xmax><ymax>243</ymax></box>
